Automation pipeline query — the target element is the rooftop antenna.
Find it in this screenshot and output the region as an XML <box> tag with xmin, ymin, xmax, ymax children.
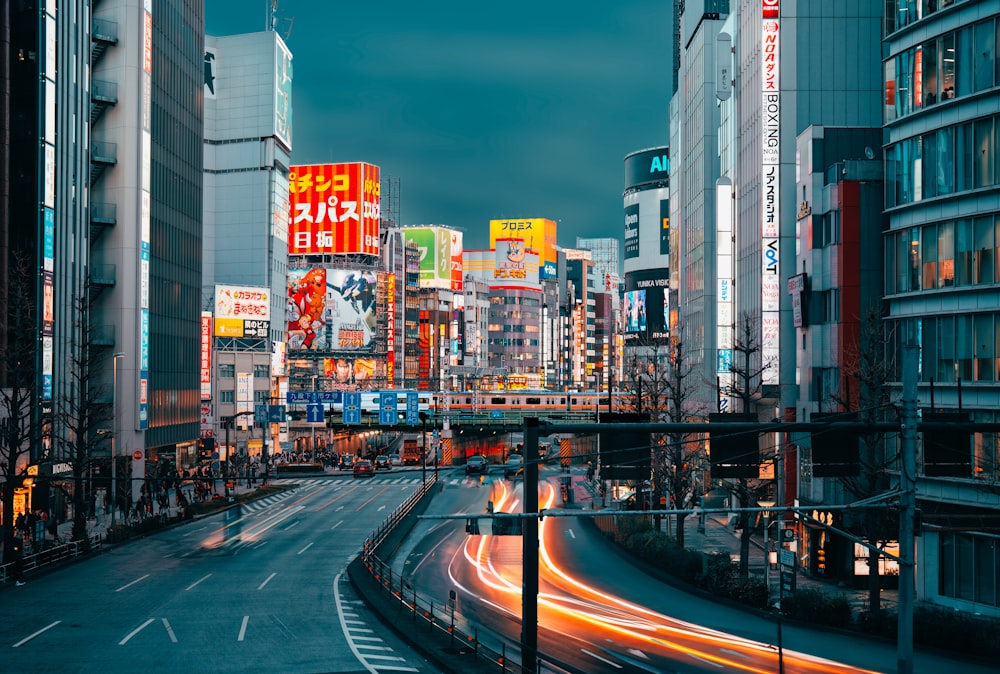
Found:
<box><xmin>268</xmin><ymin>0</ymin><xmax>278</xmax><ymax>31</ymax></box>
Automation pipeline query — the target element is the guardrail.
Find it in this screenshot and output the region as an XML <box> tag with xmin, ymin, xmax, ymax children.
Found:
<box><xmin>1</xmin><ymin>535</ymin><xmax>104</xmax><ymax>585</ymax></box>
<box><xmin>359</xmin><ymin>476</ymin><xmax>516</xmax><ymax>672</ymax></box>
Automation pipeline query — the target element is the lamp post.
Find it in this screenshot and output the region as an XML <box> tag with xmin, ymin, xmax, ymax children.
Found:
<box><xmin>110</xmin><ymin>352</ymin><xmax>125</xmax><ymax>525</ymax></box>
<box><xmin>310</xmin><ymin>374</ymin><xmax>318</xmax><ymax>456</ymax></box>
<box><xmin>419</xmin><ymin>411</ymin><xmax>428</xmax><ymax>484</ymax></box>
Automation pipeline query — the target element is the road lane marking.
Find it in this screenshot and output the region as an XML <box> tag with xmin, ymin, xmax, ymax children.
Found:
<box><xmin>258</xmin><ymin>572</ymin><xmax>277</xmax><ymax>590</ymax></box>
<box><xmin>581</xmin><ymin>649</ymin><xmax>623</xmax><ymax>668</ymax></box>
<box><xmin>12</xmin><ymin>621</ymin><xmax>60</xmax><ymax>648</ymax></box>
<box><xmin>331</xmin><ymin>520</ymin><xmax>343</xmax><ymax>530</ymax></box>
<box><xmin>185</xmin><ymin>574</ymin><xmax>212</xmax><ymax>591</ymax></box>
<box><xmin>162</xmin><ymin>618</ymin><xmax>177</xmax><ymax>643</ymax></box>
<box><xmin>237</xmin><ymin>616</ymin><xmax>249</xmax><ymax>641</ymax></box>
<box><xmin>283</xmin><ymin>520</ymin><xmax>300</xmax><ymax>530</ymax></box>
<box><xmin>119</xmin><ymin>618</ymin><xmax>155</xmax><ymax>645</ymax></box>
<box><xmin>115</xmin><ymin>574</ymin><xmax>150</xmax><ymax>592</ymax></box>
<box><xmin>687</xmin><ymin>653</ymin><xmax>724</xmax><ymax>667</ymax></box>
<box><xmin>566</xmin><ymin>528</ymin><xmax>576</xmax><ymax>538</ymax></box>
<box><xmin>297</xmin><ymin>542</ymin><xmax>314</xmax><ymax>555</ymax></box>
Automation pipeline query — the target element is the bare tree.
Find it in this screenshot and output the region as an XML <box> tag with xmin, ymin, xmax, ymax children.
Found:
<box><xmin>722</xmin><ymin>313</ymin><xmax>773</xmax><ymax>579</ymax></box>
<box><xmin>0</xmin><ymin>253</ymin><xmax>41</xmax><ymax>563</ymax></box>
<box><xmin>620</xmin><ymin>334</ymin><xmax>709</xmax><ymax>545</ymax></box>
<box><xmin>53</xmin><ymin>288</ymin><xmax>114</xmax><ymax>548</ymax></box>
<box><xmin>829</xmin><ymin>301</ymin><xmax>898</xmax><ymax>616</ymax></box>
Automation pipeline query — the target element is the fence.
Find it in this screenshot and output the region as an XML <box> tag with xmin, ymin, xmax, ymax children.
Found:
<box><xmin>1</xmin><ymin>534</ymin><xmax>103</xmax><ymax>585</ymax></box>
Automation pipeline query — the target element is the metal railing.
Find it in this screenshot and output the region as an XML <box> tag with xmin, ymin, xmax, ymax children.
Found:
<box><xmin>1</xmin><ymin>535</ymin><xmax>103</xmax><ymax>585</ymax></box>
<box><xmin>359</xmin><ymin>476</ymin><xmax>516</xmax><ymax>672</ymax></box>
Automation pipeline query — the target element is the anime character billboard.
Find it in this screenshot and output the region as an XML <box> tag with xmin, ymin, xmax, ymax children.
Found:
<box><xmin>287</xmin><ymin>267</ymin><xmax>378</xmax><ymax>351</ymax></box>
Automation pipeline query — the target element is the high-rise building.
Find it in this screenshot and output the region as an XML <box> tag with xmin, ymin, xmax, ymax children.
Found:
<box><xmin>883</xmin><ymin>0</ymin><xmax>1000</xmax><ymax>617</ymax></box>
<box><xmin>201</xmin><ymin>30</ymin><xmax>293</xmax><ymax>459</ymax></box>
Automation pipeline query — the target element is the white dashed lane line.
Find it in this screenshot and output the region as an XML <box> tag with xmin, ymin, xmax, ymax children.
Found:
<box><xmin>334</xmin><ymin>572</ymin><xmax>419</xmax><ymax>673</ymax></box>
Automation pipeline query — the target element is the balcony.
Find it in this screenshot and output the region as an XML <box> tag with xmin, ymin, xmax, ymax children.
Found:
<box><xmin>90</xmin><ymin>79</ymin><xmax>118</xmax><ymax>124</ymax></box>
<box><xmin>89</xmin><ymin>202</ymin><xmax>116</xmax><ymax>243</ymax></box>
<box><xmin>89</xmin><ymin>264</ymin><xmax>116</xmax><ymax>300</ymax></box>
<box><xmin>90</xmin><ymin>141</ymin><xmax>117</xmax><ymax>184</ymax></box>
<box><xmin>91</xmin><ymin>19</ymin><xmax>118</xmax><ymax>65</ymax></box>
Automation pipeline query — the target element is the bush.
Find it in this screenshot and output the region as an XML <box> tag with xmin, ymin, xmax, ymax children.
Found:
<box><xmin>781</xmin><ymin>589</ymin><xmax>853</xmax><ymax>628</ymax></box>
<box><xmin>913</xmin><ymin>605</ymin><xmax>1000</xmax><ymax>658</ymax></box>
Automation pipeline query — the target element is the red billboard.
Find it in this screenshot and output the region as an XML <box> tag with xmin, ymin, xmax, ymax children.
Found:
<box><xmin>289</xmin><ymin>162</ymin><xmax>380</xmax><ymax>255</ymax></box>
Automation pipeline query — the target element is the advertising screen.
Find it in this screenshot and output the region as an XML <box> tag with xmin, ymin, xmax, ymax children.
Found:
<box><xmin>323</xmin><ymin>357</ymin><xmax>378</xmax><ymax>387</ymax></box>
<box><xmin>624</xmin><ymin>269</ymin><xmax>670</xmax><ymax>344</ymax></box>
<box><xmin>494</xmin><ymin>239</ymin><xmax>540</xmax><ymax>285</ymax></box>
<box><xmin>288</xmin><ymin>162</ymin><xmax>380</xmax><ymax>255</ymax></box>
<box><xmin>288</xmin><ymin>268</ymin><xmax>377</xmax><ymax>351</ymax></box>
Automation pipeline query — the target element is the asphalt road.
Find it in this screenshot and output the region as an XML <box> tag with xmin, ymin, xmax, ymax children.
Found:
<box><xmin>0</xmin><ymin>473</ymin><xmax>442</xmax><ymax>674</ymax></box>
<box><xmin>391</xmin><ymin>468</ymin><xmax>999</xmax><ymax>674</ymax></box>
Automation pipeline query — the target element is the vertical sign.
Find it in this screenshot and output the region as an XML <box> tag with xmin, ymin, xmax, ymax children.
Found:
<box><xmin>138</xmin><ymin>0</ymin><xmax>153</xmax><ymax>429</ymax></box>
<box><xmin>624</xmin><ymin>204</ymin><xmax>639</xmax><ymax>259</ymax></box>
<box><xmin>200</xmin><ymin>312</ymin><xmax>212</xmax><ymax>400</ymax></box>
<box><xmin>386</xmin><ymin>273</ymin><xmax>396</xmax><ymax>386</ymax></box>
<box><xmin>405</xmin><ymin>392</ymin><xmax>419</xmax><ymax>426</ymax></box>
<box><xmin>237</xmin><ymin>372</ymin><xmax>252</xmax><ymax>430</ymax></box>
<box><xmin>379</xmin><ymin>392</ymin><xmax>398</xmax><ymax>426</ymax></box>
<box><xmin>761</xmin><ymin>0</ymin><xmax>781</xmax><ymax>385</ymax></box>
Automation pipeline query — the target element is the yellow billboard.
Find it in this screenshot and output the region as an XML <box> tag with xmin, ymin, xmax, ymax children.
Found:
<box><xmin>489</xmin><ymin>218</ymin><xmax>557</xmax><ymax>278</ymax></box>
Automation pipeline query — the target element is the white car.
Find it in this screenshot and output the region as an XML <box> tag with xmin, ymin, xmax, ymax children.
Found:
<box><xmin>503</xmin><ymin>454</ymin><xmax>524</xmax><ymax>479</ymax></box>
<box><xmin>389</xmin><ymin>454</ymin><xmax>402</xmax><ymax>467</ymax></box>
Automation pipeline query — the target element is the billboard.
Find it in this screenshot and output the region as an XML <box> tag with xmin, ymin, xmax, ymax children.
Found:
<box><xmin>623</xmin><ymin>269</ymin><xmax>670</xmax><ymax>344</ymax></box>
<box><xmin>494</xmin><ymin>238</ymin><xmax>540</xmax><ymax>285</ymax></box>
<box><xmin>404</xmin><ymin>226</ymin><xmax>463</xmax><ymax>290</ymax></box>
<box><xmin>624</xmin><ymin>147</ymin><xmax>670</xmax><ymax>192</ymax></box>
<box><xmin>624</xmin><ymin>203</ymin><xmax>639</xmax><ymax>259</ymax></box>
<box><xmin>322</xmin><ymin>357</ymin><xmax>378</xmax><ymax>387</ymax></box>
<box><xmin>200</xmin><ymin>312</ymin><xmax>212</xmax><ymax>400</ymax></box>
<box><xmin>489</xmin><ymin>218</ymin><xmax>557</xmax><ymax>278</ymax></box>
<box><xmin>214</xmin><ymin>285</ymin><xmax>271</xmax><ymax>338</ymax></box>
<box><xmin>287</xmin><ymin>268</ymin><xmax>377</xmax><ymax>351</ymax></box>
<box><xmin>288</xmin><ymin>162</ymin><xmax>380</xmax><ymax>255</ymax></box>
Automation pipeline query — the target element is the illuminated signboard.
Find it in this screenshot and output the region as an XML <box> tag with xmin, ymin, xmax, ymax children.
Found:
<box><xmin>761</xmin><ymin>0</ymin><xmax>780</xmax><ymax>385</ymax></box>
<box><xmin>288</xmin><ymin>162</ymin><xmax>380</xmax><ymax>255</ymax></box>
<box><xmin>287</xmin><ymin>268</ymin><xmax>377</xmax><ymax>351</ymax></box>
<box><xmin>404</xmin><ymin>225</ymin><xmax>463</xmax><ymax>290</ymax></box>
<box><xmin>214</xmin><ymin>284</ymin><xmax>270</xmax><ymax>338</ymax></box>
<box><xmin>200</xmin><ymin>312</ymin><xmax>212</xmax><ymax>400</ymax></box>
<box><xmin>387</xmin><ymin>273</ymin><xmax>396</xmax><ymax>385</ymax></box>
<box><xmin>624</xmin><ymin>269</ymin><xmax>670</xmax><ymax>344</ymax></box>
<box><xmin>489</xmin><ymin>218</ymin><xmax>557</xmax><ymax>278</ymax></box>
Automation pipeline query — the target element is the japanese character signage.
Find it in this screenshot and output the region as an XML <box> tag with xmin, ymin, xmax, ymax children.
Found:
<box><xmin>489</xmin><ymin>217</ymin><xmax>557</xmax><ymax>279</ymax></box>
<box><xmin>403</xmin><ymin>226</ymin><xmax>464</xmax><ymax>291</ymax></box>
<box><xmin>289</xmin><ymin>162</ymin><xmax>380</xmax><ymax>255</ymax></box>
<box><xmin>214</xmin><ymin>284</ymin><xmax>271</xmax><ymax>338</ymax></box>
<box><xmin>494</xmin><ymin>238</ymin><xmax>539</xmax><ymax>285</ymax></box>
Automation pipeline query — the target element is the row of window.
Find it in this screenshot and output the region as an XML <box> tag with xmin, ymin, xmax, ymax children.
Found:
<box><xmin>887</xmin><ymin>311</ymin><xmax>1000</xmax><ymax>383</ymax></box>
<box><xmin>939</xmin><ymin>531</ymin><xmax>999</xmax><ymax>608</ymax></box>
<box><xmin>885</xmin><ymin>214</ymin><xmax>1000</xmax><ymax>294</ymax></box>
<box><xmin>885</xmin><ymin>15</ymin><xmax>999</xmax><ymax>122</ymax></box>
<box><xmin>885</xmin><ymin>0</ymin><xmax>967</xmax><ymax>35</ymax></box>
<box><xmin>886</xmin><ymin>114</ymin><xmax>998</xmax><ymax>208</ymax></box>
<box><xmin>217</xmin><ymin>364</ymin><xmax>270</xmax><ymax>378</ymax></box>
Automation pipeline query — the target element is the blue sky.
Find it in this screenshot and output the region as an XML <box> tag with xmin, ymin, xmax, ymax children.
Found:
<box><xmin>206</xmin><ymin>1</ymin><xmax>674</xmax><ymax>251</ymax></box>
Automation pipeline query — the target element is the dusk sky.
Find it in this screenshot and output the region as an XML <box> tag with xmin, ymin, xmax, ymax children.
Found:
<box><xmin>205</xmin><ymin>1</ymin><xmax>674</xmax><ymax>252</ymax></box>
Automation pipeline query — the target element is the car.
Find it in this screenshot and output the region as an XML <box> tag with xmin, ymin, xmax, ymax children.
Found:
<box><xmin>465</xmin><ymin>455</ymin><xmax>488</xmax><ymax>476</ymax></box>
<box><xmin>389</xmin><ymin>454</ymin><xmax>402</xmax><ymax>467</ymax></box>
<box><xmin>374</xmin><ymin>455</ymin><xmax>390</xmax><ymax>470</ymax></box>
<box><xmin>339</xmin><ymin>454</ymin><xmax>356</xmax><ymax>470</ymax></box>
<box><xmin>353</xmin><ymin>459</ymin><xmax>375</xmax><ymax>478</ymax></box>
<box><xmin>503</xmin><ymin>454</ymin><xmax>524</xmax><ymax>479</ymax></box>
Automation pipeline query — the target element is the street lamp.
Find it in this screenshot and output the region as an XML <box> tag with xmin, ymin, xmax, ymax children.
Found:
<box><xmin>419</xmin><ymin>411</ymin><xmax>428</xmax><ymax>484</ymax></box>
<box><xmin>110</xmin><ymin>352</ymin><xmax>125</xmax><ymax>525</ymax></box>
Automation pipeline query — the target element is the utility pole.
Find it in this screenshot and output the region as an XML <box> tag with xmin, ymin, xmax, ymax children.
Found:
<box><xmin>898</xmin><ymin>345</ymin><xmax>918</xmax><ymax>674</ymax></box>
<box><xmin>521</xmin><ymin>417</ymin><xmax>539</xmax><ymax>674</ymax></box>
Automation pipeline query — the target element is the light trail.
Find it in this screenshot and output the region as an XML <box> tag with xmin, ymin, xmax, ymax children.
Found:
<box><xmin>447</xmin><ymin>480</ymin><xmax>880</xmax><ymax>674</ymax></box>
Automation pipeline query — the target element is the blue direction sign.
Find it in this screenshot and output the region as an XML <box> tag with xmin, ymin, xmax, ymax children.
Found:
<box><xmin>405</xmin><ymin>392</ymin><xmax>419</xmax><ymax>426</ymax></box>
<box><xmin>286</xmin><ymin>391</ymin><xmax>342</xmax><ymax>404</ymax></box>
<box><xmin>255</xmin><ymin>404</ymin><xmax>268</xmax><ymax>424</ymax></box>
<box><xmin>268</xmin><ymin>405</ymin><xmax>285</xmax><ymax>423</ymax></box>
<box><xmin>378</xmin><ymin>392</ymin><xmax>398</xmax><ymax>426</ymax></box>
<box><xmin>343</xmin><ymin>392</ymin><xmax>361</xmax><ymax>425</ymax></box>
<box><xmin>306</xmin><ymin>403</ymin><xmax>324</xmax><ymax>423</ymax></box>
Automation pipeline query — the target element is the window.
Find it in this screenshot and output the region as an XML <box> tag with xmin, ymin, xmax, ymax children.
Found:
<box><xmin>974</xmin><ymin>18</ymin><xmax>996</xmax><ymax>93</ymax></box>
<box><xmin>941</xmin><ymin>33</ymin><xmax>956</xmax><ymax>100</ymax></box>
<box><xmin>957</xmin><ymin>314</ymin><xmax>973</xmax><ymax>380</ymax></box>
<box><xmin>922</xmin><ymin>224</ymin><xmax>938</xmax><ymax>289</ymax></box>
<box><xmin>973</xmin><ymin>117</ymin><xmax>995</xmax><ymax>189</ymax></box>
<box><xmin>253</xmin><ymin>364</ymin><xmax>269</xmax><ymax>378</ymax></box>
<box><xmin>939</xmin><ymin>221</ymin><xmax>955</xmax><ymax>287</ymax></box>
<box><xmin>220</xmin><ymin>390</ymin><xmax>234</xmax><ymax>403</ymax></box>
<box><xmin>937</xmin><ymin>127</ymin><xmax>954</xmax><ymax>195</ymax></box>
<box><xmin>975</xmin><ymin>313</ymin><xmax>994</xmax><ymax>381</ymax></box>
<box><xmin>219</xmin><ymin>364</ymin><xmax>235</xmax><ymax>378</ymax></box>
<box><xmin>956</xmin><ymin>219</ymin><xmax>973</xmax><ymax>286</ymax></box>
<box><xmin>974</xmin><ymin>216</ymin><xmax>994</xmax><ymax>284</ymax></box>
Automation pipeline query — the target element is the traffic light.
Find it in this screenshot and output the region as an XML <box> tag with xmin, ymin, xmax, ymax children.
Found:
<box><xmin>922</xmin><ymin>411</ymin><xmax>972</xmax><ymax>477</ymax></box>
<box><xmin>708</xmin><ymin>413</ymin><xmax>758</xmax><ymax>478</ymax></box>
<box><xmin>491</xmin><ymin>514</ymin><xmax>522</xmax><ymax>536</ymax></box>
<box><xmin>810</xmin><ymin>412</ymin><xmax>860</xmax><ymax>477</ymax></box>
<box><xmin>465</xmin><ymin>518</ymin><xmax>481</xmax><ymax>535</ymax></box>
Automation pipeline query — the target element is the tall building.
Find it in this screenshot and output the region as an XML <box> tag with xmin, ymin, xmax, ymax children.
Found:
<box><xmin>201</xmin><ymin>30</ymin><xmax>293</xmax><ymax>460</ymax></box>
<box><xmin>883</xmin><ymin>0</ymin><xmax>1000</xmax><ymax>617</ymax></box>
